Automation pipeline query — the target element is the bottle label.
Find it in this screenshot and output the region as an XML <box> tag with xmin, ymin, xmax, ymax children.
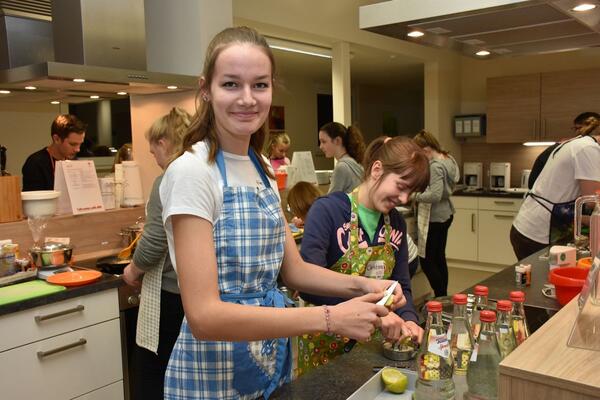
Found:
<box><xmin>470</xmin><ymin>343</ymin><xmax>479</xmax><ymax>362</ymax></box>
<box><xmin>428</xmin><ymin>332</ymin><xmax>450</xmax><ymax>359</ymax></box>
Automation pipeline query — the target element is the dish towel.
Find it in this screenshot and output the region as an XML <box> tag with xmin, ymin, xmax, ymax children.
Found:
<box><xmin>417</xmin><ymin>202</ymin><xmax>431</xmax><ymax>258</ymax></box>
<box><xmin>135</xmin><ymin>254</ymin><xmax>166</xmax><ymax>354</ymax></box>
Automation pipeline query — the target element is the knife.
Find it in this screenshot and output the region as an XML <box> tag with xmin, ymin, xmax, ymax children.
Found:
<box><xmin>344</xmin><ymin>281</ymin><xmax>399</xmax><ymax>353</ymax></box>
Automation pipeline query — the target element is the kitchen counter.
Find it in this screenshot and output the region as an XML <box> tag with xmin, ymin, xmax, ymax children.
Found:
<box><xmin>0</xmin><ymin>271</ymin><xmax>122</xmax><ymax>317</ymax></box>
<box><xmin>271</xmin><ymin>340</ymin><xmax>415</xmax><ymax>400</ymax></box>
<box><xmin>453</xmin><ymin>188</ymin><xmax>527</xmax><ymax>199</ymax></box>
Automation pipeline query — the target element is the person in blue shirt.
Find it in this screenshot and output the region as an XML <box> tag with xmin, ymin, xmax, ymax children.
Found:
<box><xmin>298</xmin><ymin>136</ymin><xmax>430</xmax><ymax>372</ymax></box>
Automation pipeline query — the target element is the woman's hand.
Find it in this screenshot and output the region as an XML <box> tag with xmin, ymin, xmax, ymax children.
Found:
<box><xmin>291</xmin><ymin>216</ymin><xmax>304</xmax><ymax>228</ymax></box>
<box><xmin>329</xmin><ymin>292</ymin><xmax>389</xmax><ymax>342</ymax></box>
<box><xmin>123</xmin><ymin>262</ymin><xmax>144</xmax><ymax>288</ymax></box>
<box><xmin>381</xmin><ymin>314</ymin><xmax>424</xmax><ymax>344</ymax></box>
<box><xmin>356</xmin><ymin>278</ymin><xmax>407</xmax><ymax>311</ymax></box>
<box><xmin>402</xmin><ymin>320</ymin><xmax>424</xmax><ymax>344</ymax></box>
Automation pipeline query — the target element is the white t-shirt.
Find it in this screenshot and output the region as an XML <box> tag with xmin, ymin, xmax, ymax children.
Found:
<box><xmin>160</xmin><ymin>141</ymin><xmax>279</xmax><ymax>271</ymax></box>
<box><xmin>514</xmin><ymin>136</ymin><xmax>600</xmax><ymax>244</ymax></box>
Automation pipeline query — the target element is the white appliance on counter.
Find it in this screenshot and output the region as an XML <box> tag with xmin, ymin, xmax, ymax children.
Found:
<box><xmin>463</xmin><ymin>162</ymin><xmax>483</xmax><ymax>189</ymax></box>
<box><xmin>490</xmin><ymin>162</ymin><xmax>511</xmax><ymax>191</ymax></box>
<box><xmin>521</xmin><ymin>169</ymin><xmax>531</xmax><ymax>189</ymax></box>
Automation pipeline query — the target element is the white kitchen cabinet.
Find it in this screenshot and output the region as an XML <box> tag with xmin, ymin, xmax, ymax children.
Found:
<box><xmin>0</xmin><ymin>288</ymin><xmax>123</xmax><ymax>400</ymax></box>
<box><xmin>447</xmin><ymin>196</ymin><xmax>522</xmax><ymax>266</ymax></box>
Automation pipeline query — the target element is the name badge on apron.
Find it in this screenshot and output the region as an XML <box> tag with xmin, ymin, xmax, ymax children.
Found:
<box><xmin>365</xmin><ymin>259</ymin><xmax>385</xmax><ymax>279</ymax></box>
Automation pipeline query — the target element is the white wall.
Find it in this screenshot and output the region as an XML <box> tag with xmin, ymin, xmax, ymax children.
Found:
<box><xmin>0</xmin><ymin>102</ymin><xmax>63</xmax><ymax>177</ymax></box>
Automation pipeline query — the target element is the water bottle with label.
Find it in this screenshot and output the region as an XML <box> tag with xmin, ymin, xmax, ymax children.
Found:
<box><xmin>509</xmin><ymin>291</ymin><xmax>530</xmax><ymax>345</ymax></box>
<box><xmin>467</xmin><ymin>310</ymin><xmax>502</xmax><ymax>400</ymax></box>
<box><xmin>495</xmin><ymin>300</ymin><xmax>517</xmax><ymax>359</ymax></box>
<box><xmin>448</xmin><ymin>294</ymin><xmax>474</xmax><ymax>400</ymax></box>
<box><xmin>470</xmin><ymin>285</ymin><xmax>489</xmax><ymax>341</ymax></box>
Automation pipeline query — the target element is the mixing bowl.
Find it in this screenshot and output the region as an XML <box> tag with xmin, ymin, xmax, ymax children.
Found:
<box><xmin>549</xmin><ymin>267</ymin><xmax>589</xmax><ymax>306</ymax></box>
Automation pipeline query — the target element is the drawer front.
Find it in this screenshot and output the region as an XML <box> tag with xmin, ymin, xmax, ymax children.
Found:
<box><xmin>478</xmin><ymin>197</ymin><xmax>523</xmax><ymax>212</ymax></box>
<box><xmin>451</xmin><ymin>196</ymin><xmax>478</xmax><ymax>209</ymax></box>
<box><xmin>0</xmin><ymin>318</ymin><xmax>123</xmax><ymax>400</ymax></box>
<box><xmin>73</xmin><ymin>381</ymin><xmax>124</xmax><ymax>400</ymax></box>
<box><xmin>0</xmin><ymin>288</ymin><xmax>118</xmax><ymax>352</ymax></box>
<box><xmin>478</xmin><ymin>210</ymin><xmax>518</xmax><ymax>265</ymax></box>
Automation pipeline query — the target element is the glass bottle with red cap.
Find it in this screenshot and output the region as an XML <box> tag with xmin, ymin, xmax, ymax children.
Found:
<box><xmin>509</xmin><ymin>291</ymin><xmax>530</xmax><ymax>345</ymax></box>
<box><xmin>470</xmin><ymin>285</ymin><xmax>489</xmax><ymax>340</ymax></box>
<box><xmin>414</xmin><ymin>301</ymin><xmax>455</xmax><ymax>400</ymax></box>
<box><xmin>467</xmin><ymin>310</ymin><xmax>502</xmax><ymax>400</ymax></box>
<box><xmin>495</xmin><ymin>300</ymin><xmax>517</xmax><ymax>359</ymax></box>
<box><xmin>449</xmin><ymin>293</ymin><xmax>474</xmax><ymax>400</ymax></box>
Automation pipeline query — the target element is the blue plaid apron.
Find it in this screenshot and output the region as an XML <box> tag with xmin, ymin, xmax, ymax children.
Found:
<box><xmin>164</xmin><ymin>149</ymin><xmax>291</xmax><ymax>400</ymax></box>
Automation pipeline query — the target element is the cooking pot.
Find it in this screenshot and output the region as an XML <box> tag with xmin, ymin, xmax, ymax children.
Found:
<box><xmin>96</xmin><ymin>255</ymin><xmax>131</xmax><ymax>275</ymax></box>
<box><xmin>29</xmin><ymin>243</ymin><xmax>73</xmax><ymax>268</ymax></box>
<box><xmin>119</xmin><ymin>221</ymin><xmax>144</xmax><ymax>247</ymax></box>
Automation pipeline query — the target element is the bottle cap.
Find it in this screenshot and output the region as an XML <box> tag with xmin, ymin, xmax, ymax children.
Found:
<box><xmin>496</xmin><ymin>300</ymin><xmax>512</xmax><ymax>311</ymax></box>
<box><xmin>509</xmin><ymin>291</ymin><xmax>525</xmax><ymax>302</ymax></box>
<box><xmin>427</xmin><ymin>300</ymin><xmax>442</xmax><ymax>312</ymax></box>
<box><xmin>453</xmin><ymin>293</ymin><xmax>468</xmax><ymax>305</ymax></box>
<box><xmin>474</xmin><ymin>285</ymin><xmax>489</xmax><ymax>296</ymax></box>
<box><xmin>479</xmin><ymin>310</ymin><xmax>496</xmax><ymax>322</ymax></box>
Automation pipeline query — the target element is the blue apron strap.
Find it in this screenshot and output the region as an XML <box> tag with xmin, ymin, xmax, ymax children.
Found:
<box><xmin>215</xmin><ymin>150</ymin><xmax>229</xmax><ymax>187</ymax></box>
<box><xmin>248</xmin><ymin>150</ymin><xmax>272</xmax><ymax>189</ymax></box>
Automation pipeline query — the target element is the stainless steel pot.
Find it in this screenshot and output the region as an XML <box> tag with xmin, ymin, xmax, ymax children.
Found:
<box><xmin>119</xmin><ymin>222</ymin><xmax>144</xmax><ymax>247</ymax></box>
<box><xmin>29</xmin><ymin>243</ymin><xmax>73</xmax><ymax>268</ymax></box>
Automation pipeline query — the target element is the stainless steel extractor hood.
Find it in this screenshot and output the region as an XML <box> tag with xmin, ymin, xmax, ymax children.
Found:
<box><xmin>359</xmin><ymin>0</ymin><xmax>600</xmax><ymax>58</ymax></box>
<box><xmin>0</xmin><ymin>0</ymin><xmax>197</xmax><ymax>103</ymax></box>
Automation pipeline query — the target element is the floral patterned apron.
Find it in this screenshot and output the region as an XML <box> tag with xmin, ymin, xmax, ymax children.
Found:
<box><xmin>296</xmin><ymin>189</ymin><xmax>395</xmax><ymax>375</ymax></box>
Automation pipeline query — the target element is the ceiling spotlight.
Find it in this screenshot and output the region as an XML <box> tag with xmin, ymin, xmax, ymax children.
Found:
<box><xmin>116</xmin><ymin>91</ymin><xmax>127</xmax><ymax>95</ymax></box>
<box><xmin>476</xmin><ymin>50</ymin><xmax>491</xmax><ymax>56</ymax></box>
<box><xmin>572</xmin><ymin>3</ymin><xmax>597</xmax><ymax>11</ymax></box>
<box><xmin>90</xmin><ymin>95</ymin><xmax>100</xmax><ymax>99</ymax></box>
<box><xmin>407</xmin><ymin>31</ymin><xmax>425</xmax><ymax>38</ymax></box>
<box><xmin>25</xmin><ymin>86</ymin><xmax>37</xmax><ymax>90</ymax></box>
<box><xmin>167</xmin><ymin>85</ymin><xmax>178</xmax><ymax>90</ymax></box>
<box><xmin>73</xmin><ymin>78</ymin><xmax>86</xmax><ymax>83</ymax></box>
<box><xmin>50</xmin><ymin>101</ymin><xmax>60</xmax><ymax>105</ymax></box>
<box><xmin>0</xmin><ymin>90</ymin><xmax>10</xmax><ymax>94</ymax></box>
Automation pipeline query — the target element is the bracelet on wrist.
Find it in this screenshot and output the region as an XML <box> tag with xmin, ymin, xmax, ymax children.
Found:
<box><xmin>323</xmin><ymin>305</ymin><xmax>332</xmax><ymax>335</ymax></box>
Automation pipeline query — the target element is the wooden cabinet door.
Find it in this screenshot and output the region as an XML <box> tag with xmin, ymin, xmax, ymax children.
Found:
<box><xmin>478</xmin><ymin>210</ymin><xmax>518</xmax><ymax>266</ymax></box>
<box><xmin>447</xmin><ymin>207</ymin><xmax>478</xmax><ymax>262</ymax></box>
<box><xmin>487</xmin><ymin>74</ymin><xmax>541</xmax><ymax>143</ymax></box>
<box><xmin>541</xmin><ymin>68</ymin><xmax>600</xmax><ymax>142</ymax></box>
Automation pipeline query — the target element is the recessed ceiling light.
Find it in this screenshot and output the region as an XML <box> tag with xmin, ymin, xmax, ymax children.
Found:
<box><xmin>90</xmin><ymin>95</ymin><xmax>100</xmax><ymax>99</ymax></box>
<box><xmin>73</xmin><ymin>78</ymin><xmax>86</xmax><ymax>83</ymax></box>
<box><xmin>407</xmin><ymin>31</ymin><xmax>425</xmax><ymax>38</ymax></box>
<box><xmin>0</xmin><ymin>90</ymin><xmax>10</xmax><ymax>94</ymax></box>
<box><xmin>50</xmin><ymin>101</ymin><xmax>60</xmax><ymax>105</ymax></box>
<box><xmin>572</xmin><ymin>3</ymin><xmax>597</xmax><ymax>11</ymax></box>
<box><xmin>116</xmin><ymin>91</ymin><xmax>127</xmax><ymax>95</ymax></box>
<box><xmin>25</xmin><ymin>86</ymin><xmax>37</xmax><ymax>90</ymax></box>
<box><xmin>167</xmin><ymin>85</ymin><xmax>178</xmax><ymax>90</ymax></box>
<box><xmin>476</xmin><ymin>50</ymin><xmax>491</xmax><ymax>57</ymax></box>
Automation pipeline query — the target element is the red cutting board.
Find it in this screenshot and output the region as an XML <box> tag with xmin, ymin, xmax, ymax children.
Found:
<box><xmin>0</xmin><ymin>280</ymin><xmax>66</xmax><ymax>306</ymax></box>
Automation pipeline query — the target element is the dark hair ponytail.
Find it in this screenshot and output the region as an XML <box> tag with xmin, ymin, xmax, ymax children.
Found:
<box><xmin>319</xmin><ymin>122</ymin><xmax>366</xmax><ymax>163</ymax></box>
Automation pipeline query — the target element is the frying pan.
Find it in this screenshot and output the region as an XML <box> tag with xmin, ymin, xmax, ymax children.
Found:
<box><xmin>96</xmin><ymin>255</ymin><xmax>131</xmax><ymax>275</ymax></box>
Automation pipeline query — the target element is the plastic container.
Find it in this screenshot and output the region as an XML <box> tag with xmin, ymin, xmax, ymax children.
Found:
<box><xmin>275</xmin><ymin>169</ymin><xmax>287</xmax><ymax>191</ymax></box>
<box><xmin>549</xmin><ymin>267</ymin><xmax>590</xmax><ymax>305</ymax></box>
<box><xmin>577</xmin><ymin>257</ymin><xmax>592</xmax><ymax>269</ymax></box>
<box><xmin>21</xmin><ymin>190</ymin><xmax>60</xmax><ymax>217</ymax></box>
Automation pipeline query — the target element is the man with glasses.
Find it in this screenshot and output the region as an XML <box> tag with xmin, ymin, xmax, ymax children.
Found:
<box><xmin>528</xmin><ymin>111</ymin><xmax>600</xmax><ymax>189</ymax></box>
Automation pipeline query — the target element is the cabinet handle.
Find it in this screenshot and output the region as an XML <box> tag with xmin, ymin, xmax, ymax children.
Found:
<box><xmin>494</xmin><ymin>214</ymin><xmax>515</xmax><ymax>219</ymax></box>
<box><xmin>37</xmin><ymin>338</ymin><xmax>87</xmax><ymax>359</ymax></box>
<box><xmin>34</xmin><ymin>304</ymin><xmax>85</xmax><ymax>323</ymax></box>
<box><xmin>471</xmin><ymin>213</ymin><xmax>476</xmax><ymax>232</ymax></box>
<box><xmin>493</xmin><ymin>201</ymin><xmax>515</xmax><ymax>206</ymax></box>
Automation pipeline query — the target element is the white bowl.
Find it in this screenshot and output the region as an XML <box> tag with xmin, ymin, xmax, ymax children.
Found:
<box><xmin>21</xmin><ymin>190</ymin><xmax>60</xmax><ymax>218</ymax></box>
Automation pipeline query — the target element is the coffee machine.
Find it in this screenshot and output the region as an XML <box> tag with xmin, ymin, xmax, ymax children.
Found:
<box><xmin>463</xmin><ymin>162</ymin><xmax>483</xmax><ymax>190</ymax></box>
<box><xmin>490</xmin><ymin>162</ymin><xmax>511</xmax><ymax>191</ymax></box>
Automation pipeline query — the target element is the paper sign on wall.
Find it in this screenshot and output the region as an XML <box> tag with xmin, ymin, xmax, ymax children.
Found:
<box><xmin>54</xmin><ymin>160</ymin><xmax>105</xmax><ymax>215</ymax></box>
<box><xmin>290</xmin><ymin>151</ymin><xmax>317</xmax><ymax>185</ymax></box>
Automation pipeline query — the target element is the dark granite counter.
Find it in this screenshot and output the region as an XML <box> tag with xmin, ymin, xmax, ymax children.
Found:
<box><xmin>0</xmin><ymin>271</ymin><xmax>122</xmax><ymax>317</ymax></box>
<box><xmin>453</xmin><ymin>188</ymin><xmax>527</xmax><ymax>199</ymax></box>
<box><xmin>272</xmin><ymin>340</ymin><xmax>416</xmax><ymax>400</ymax></box>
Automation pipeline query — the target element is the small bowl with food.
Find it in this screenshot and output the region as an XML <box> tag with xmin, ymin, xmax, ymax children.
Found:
<box><xmin>382</xmin><ymin>337</ymin><xmax>417</xmax><ymax>361</ymax></box>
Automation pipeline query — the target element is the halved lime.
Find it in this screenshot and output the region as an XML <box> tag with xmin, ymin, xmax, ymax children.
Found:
<box><xmin>381</xmin><ymin>367</ymin><xmax>408</xmax><ymax>394</ymax></box>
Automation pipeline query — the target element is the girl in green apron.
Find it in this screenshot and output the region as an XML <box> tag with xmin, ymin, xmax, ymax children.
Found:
<box><xmin>298</xmin><ymin>136</ymin><xmax>431</xmax><ymax>374</ymax></box>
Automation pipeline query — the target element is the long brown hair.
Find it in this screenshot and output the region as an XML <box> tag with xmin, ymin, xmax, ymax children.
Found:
<box><xmin>413</xmin><ymin>129</ymin><xmax>449</xmax><ymax>156</ymax></box>
<box><xmin>287</xmin><ymin>181</ymin><xmax>321</xmax><ymax>220</ymax></box>
<box><xmin>179</xmin><ymin>26</ymin><xmax>276</xmax><ymax>177</ymax></box>
<box><xmin>319</xmin><ymin>122</ymin><xmax>366</xmax><ymax>163</ymax></box>
<box><xmin>363</xmin><ymin>136</ymin><xmax>430</xmax><ymax>193</ymax></box>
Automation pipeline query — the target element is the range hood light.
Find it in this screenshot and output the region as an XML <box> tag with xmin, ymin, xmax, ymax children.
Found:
<box><xmin>116</xmin><ymin>91</ymin><xmax>127</xmax><ymax>95</ymax></box>
<box><xmin>523</xmin><ymin>141</ymin><xmax>556</xmax><ymax>146</ymax></box>
<box><xmin>24</xmin><ymin>86</ymin><xmax>37</xmax><ymax>90</ymax></box>
<box><xmin>0</xmin><ymin>90</ymin><xmax>10</xmax><ymax>94</ymax></box>
<box><xmin>476</xmin><ymin>50</ymin><xmax>491</xmax><ymax>57</ymax></box>
<box><xmin>73</xmin><ymin>78</ymin><xmax>86</xmax><ymax>83</ymax></box>
<box><xmin>572</xmin><ymin>3</ymin><xmax>597</xmax><ymax>11</ymax></box>
<box><xmin>90</xmin><ymin>95</ymin><xmax>100</xmax><ymax>99</ymax></box>
<box><xmin>50</xmin><ymin>101</ymin><xmax>60</xmax><ymax>105</ymax></box>
<box><xmin>407</xmin><ymin>31</ymin><xmax>424</xmax><ymax>38</ymax></box>
<box><xmin>167</xmin><ymin>85</ymin><xmax>178</xmax><ymax>90</ymax></box>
